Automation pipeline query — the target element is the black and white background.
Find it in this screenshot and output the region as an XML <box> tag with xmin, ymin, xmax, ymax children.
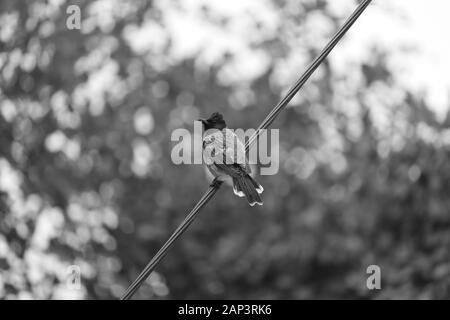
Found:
<box><xmin>0</xmin><ymin>0</ymin><xmax>449</xmax><ymax>300</ymax></box>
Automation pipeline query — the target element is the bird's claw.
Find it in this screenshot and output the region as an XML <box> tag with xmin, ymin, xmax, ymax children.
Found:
<box><xmin>210</xmin><ymin>179</ymin><xmax>223</xmax><ymax>188</ymax></box>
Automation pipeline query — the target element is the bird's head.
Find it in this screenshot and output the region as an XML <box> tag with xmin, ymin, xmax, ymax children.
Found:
<box><xmin>198</xmin><ymin>112</ymin><xmax>227</xmax><ymax>130</ymax></box>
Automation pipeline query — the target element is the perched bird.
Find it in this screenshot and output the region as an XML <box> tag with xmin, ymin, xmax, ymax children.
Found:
<box><xmin>199</xmin><ymin>112</ymin><xmax>263</xmax><ymax>206</ymax></box>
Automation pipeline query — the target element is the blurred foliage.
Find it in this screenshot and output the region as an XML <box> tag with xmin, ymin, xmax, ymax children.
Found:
<box><xmin>1</xmin><ymin>0</ymin><xmax>450</xmax><ymax>299</ymax></box>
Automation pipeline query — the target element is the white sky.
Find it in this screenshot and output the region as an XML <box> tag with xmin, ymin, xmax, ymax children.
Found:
<box><xmin>330</xmin><ymin>0</ymin><xmax>450</xmax><ymax>120</ymax></box>
<box><xmin>139</xmin><ymin>0</ymin><xmax>450</xmax><ymax>119</ymax></box>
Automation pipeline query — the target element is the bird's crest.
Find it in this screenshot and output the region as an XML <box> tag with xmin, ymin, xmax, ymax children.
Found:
<box><xmin>202</xmin><ymin>112</ymin><xmax>226</xmax><ymax>130</ymax></box>
<box><xmin>208</xmin><ymin>112</ymin><xmax>223</xmax><ymax>122</ymax></box>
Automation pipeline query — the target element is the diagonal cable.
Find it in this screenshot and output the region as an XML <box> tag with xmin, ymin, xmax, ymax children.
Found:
<box><xmin>121</xmin><ymin>0</ymin><xmax>372</xmax><ymax>300</ymax></box>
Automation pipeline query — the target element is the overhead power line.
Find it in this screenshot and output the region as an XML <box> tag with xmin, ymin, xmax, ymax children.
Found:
<box><xmin>121</xmin><ymin>0</ymin><xmax>373</xmax><ymax>300</ymax></box>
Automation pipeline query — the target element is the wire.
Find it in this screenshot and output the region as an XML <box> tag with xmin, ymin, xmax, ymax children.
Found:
<box><xmin>121</xmin><ymin>0</ymin><xmax>373</xmax><ymax>300</ymax></box>
<box><xmin>246</xmin><ymin>0</ymin><xmax>373</xmax><ymax>151</ymax></box>
<box><xmin>120</xmin><ymin>179</ymin><xmax>223</xmax><ymax>300</ymax></box>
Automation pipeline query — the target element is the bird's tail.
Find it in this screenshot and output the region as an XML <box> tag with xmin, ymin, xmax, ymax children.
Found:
<box><xmin>233</xmin><ymin>175</ymin><xmax>264</xmax><ymax>206</ymax></box>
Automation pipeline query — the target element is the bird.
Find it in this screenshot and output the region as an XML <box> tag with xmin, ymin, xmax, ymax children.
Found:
<box><xmin>198</xmin><ymin>112</ymin><xmax>263</xmax><ymax>206</ymax></box>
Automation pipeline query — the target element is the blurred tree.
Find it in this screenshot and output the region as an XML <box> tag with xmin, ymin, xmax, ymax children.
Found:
<box><xmin>0</xmin><ymin>0</ymin><xmax>449</xmax><ymax>299</ymax></box>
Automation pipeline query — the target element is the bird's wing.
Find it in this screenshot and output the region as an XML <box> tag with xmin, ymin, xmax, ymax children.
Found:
<box><xmin>224</xmin><ymin>129</ymin><xmax>247</xmax><ymax>167</ymax></box>
<box><xmin>203</xmin><ymin>129</ymin><xmax>251</xmax><ymax>174</ymax></box>
<box><xmin>215</xmin><ymin>163</ymin><xmax>248</xmax><ymax>177</ymax></box>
